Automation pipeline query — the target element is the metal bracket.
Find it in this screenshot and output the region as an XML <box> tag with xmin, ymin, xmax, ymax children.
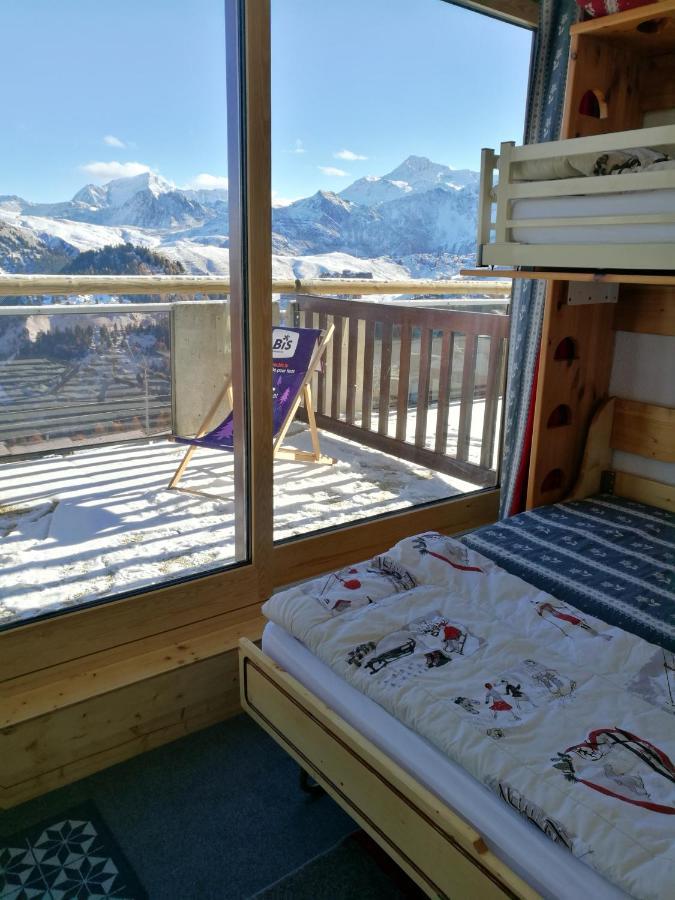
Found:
<box><xmin>600</xmin><ymin>469</ymin><xmax>616</xmax><ymax>495</ymax></box>
<box><xmin>567</xmin><ymin>282</ymin><xmax>619</xmax><ymax>306</ymax></box>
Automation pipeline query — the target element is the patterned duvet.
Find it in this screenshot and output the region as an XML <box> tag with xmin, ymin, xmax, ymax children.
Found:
<box><xmin>263</xmin><ymin>532</ymin><xmax>675</xmax><ymax>899</ymax></box>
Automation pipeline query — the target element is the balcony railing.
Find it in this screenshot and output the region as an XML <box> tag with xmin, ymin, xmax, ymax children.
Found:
<box><xmin>0</xmin><ymin>276</ymin><xmax>510</xmax><ymax>487</ymax></box>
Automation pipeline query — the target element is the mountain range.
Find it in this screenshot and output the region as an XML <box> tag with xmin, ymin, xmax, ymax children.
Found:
<box><xmin>0</xmin><ymin>156</ymin><xmax>480</xmax><ymax>281</ymax></box>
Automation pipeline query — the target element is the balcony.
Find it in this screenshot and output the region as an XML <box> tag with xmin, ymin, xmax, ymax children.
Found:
<box><xmin>0</xmin><ymin>278</ymin><xmax>509</xmax><ymax>627</ymax></box>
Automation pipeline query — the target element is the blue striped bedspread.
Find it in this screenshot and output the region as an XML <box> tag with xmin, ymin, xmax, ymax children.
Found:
<box><xmin>462</xmin><ymin>494</ymin><xmax>674</xmax><ymax>652</ymax></box>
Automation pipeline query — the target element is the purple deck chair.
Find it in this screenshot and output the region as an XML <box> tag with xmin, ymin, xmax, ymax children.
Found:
<box><xmin>168</xmin><ymin>325</ymin><xmax>335</xmax><ymax>489</ymax></box>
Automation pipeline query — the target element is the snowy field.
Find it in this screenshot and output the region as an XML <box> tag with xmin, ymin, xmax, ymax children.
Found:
<box><xmin>0</xmin><ymin>400</ymin><xmax>497</xmax><ymax>627</ymax></box>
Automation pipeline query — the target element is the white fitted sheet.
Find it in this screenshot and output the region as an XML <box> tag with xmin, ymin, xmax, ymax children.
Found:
<box><xmin>511</xmin><ymin>188</ymin><xmax>675</xmax><ymax>244</ymax></box>
<box><xmin>263</xmin><ymin>622</ymin><xmax>628</xmax><ymax>900</ymax></box>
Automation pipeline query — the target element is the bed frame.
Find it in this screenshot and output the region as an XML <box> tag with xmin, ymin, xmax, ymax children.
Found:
<box><xmin>239</xmin><ymin>639</ymin><xmax>538</xmax><ymax>899</ymax></box>
<box><xmin>239</xmin><ymin>405</ymin><xmax>673</xmax><ymax>899</ymax></box>
<box><xmin>477</xmin><ymin>124</ymin><xmax>675</xmax><ymax>270</ymax></box>
<box><xmin>239</xmin><ymin>6</ymin><xmax>675</xmax><ymax>897</ymax></box>
<box><xmin>477</xmin><ymin>1</ymin><xmax>675</xmax><ymax>271</ymax></box>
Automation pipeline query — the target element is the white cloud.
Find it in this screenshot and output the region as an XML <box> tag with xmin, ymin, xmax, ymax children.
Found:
<box><xmin>291</xmin><ymin>139</ymin><xmax>306</xmax><ymax>154</ymax></box>
<box><xmin>103</xmin><ymin>134</ymin><xmax>126</xmax><ymax>148</ymax></box>
<box><xmin>319</xmin><ymin>166</ymin><xmax>348</xmax><ymax>177</ymax></box>
<box><xmin>80</xmin><ymin>160</ymin><xmax>152</xmax><ymax>181</ymax></box>
<box><xmin>334</xmin><ymin>149</ymin><xmax>367</xmax><ymax>161</ymax></box>
<box><xmin>185</xmin><ymin>173</ymin><xmax>229</xmax><ymax>191</ymax></box>
<box><xmin>272</xmin><ymin>190</ymin><xmax>297</xmax><ymax>207</ymax></box>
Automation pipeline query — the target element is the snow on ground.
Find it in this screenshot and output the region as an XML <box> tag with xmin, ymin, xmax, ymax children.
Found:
<box><xmin>0</xmin><ymin>400</ymin><xmax>496</xmax><ymax>626</ymax></box>
<box><xmin>0</xmin><ymin>210</ymin><xmax>161</xmax><ymax>254</ymax></box>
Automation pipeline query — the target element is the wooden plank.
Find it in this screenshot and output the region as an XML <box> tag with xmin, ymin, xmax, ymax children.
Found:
<box><xmin>231</xmin><ymin>0</ymin><xmax>273</xmax><ymax>574</ymax></box>
<box><xmin>612</xmin><ymin>399</ymin><xmax>675</xmax><ymax>463</ymax></box>
<box><xmin>527</xmin><ymin>284</ymin><xmax>616</xmax><ymax>509</ymax></box>
<box><xmin>462</xmin><ymin>269</ymin><xmax>675</xmax><ymax>287</ymax></box>
<box><xmin>1</xmin><ymin>612</ymin><xmax>265</xmax><ymax>729</ymax></box>
<box><xmin>615</xmin><ymin>285</ymin><xmax>675</xmax><ymax>336</ymax></box>
<box><xmin>0</xmin><ymin>564</ymin><xmax>262</xmax><ymax>682</ymax></box>
<box><xmin>459</xmin><ymin>0</ymin><xmax>538</xmax><ymax>27</ymax></box>
<box><xmin>434</xmin><ymin>331</ymin><xmax>454</xmax><ymax>455</ymax></box>
<box><xmin>415</xmin><ymin>328</ymin><xmax>433</xmax><ymax>448</ymax></box>
<box><xmin>1</xmin><ymin>663</ymin><xmax>242</xmax><ymax>809</ymax></box>
<box><xmin>2</xmin><ymin>653</ymin><xmax>238</xmax><ymax>784</ymax></box>
<box><xmin>568</xmin><ymin>398</ymin><xmax>616</xmax><ymax>500</ymax></box>
<box><xmin>331</xmin><ymin>316</ymin><xmax>344</xmax><ymax>419</ymax></box>
<box><xmin>614</xmin><ymin>471</ymin><xmax>674</xmax><ymax>513</ymax></box>
<box><xmin>240</xmin><ymin>640</ymin><xmax>537</xmax><ymax>899</ymax></box>
<box><xmin>273</xmin><ymin>490</ymin><xmax>500</xmax><ymax>588</ymax></box>
<box><xmin>457</xmin><ymin>334</ymin><xmax>478</xmax><ymax>462</ymax></box>
<box><xmin>396</xmin><ymin>324</ymin><xmax>412</xmax><ymax>442</ymax></box>
<box><xmin>378</xmin><ymin>322</ymin><xmax>393</xmax><ymax>435</ymax></box>
<box><xmin>317</xmin><ymin>311</ymin><xmax>328</xmax><ymax>413</ymax></box>
<box><xmin>362</xmin><ymin>319</ymin><xmax>375</xmax><ymax>429</ymax></box>
<box><xmin>346</xmin><ymin>316</ymin><xmax>359</xmax><ymax>425</ymax></box>
<box><xmin>480</xmin><ymin>336</ymin><xmax>504</xmax><ymax>469</ymax></box>
<box><xmin>570</xmin><ymin>0</ymin><xmax>675</xmax><ymax>38</ymax></box>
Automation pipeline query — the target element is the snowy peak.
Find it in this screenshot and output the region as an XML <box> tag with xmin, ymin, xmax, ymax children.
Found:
<box><xmin>340</xmin><ymin>176</ymin><xmax>412</xmax><ymax>207</ymax></box>
<box><xmin>340</xmin><ymin>156</ymin><xmax>478</xmax><ymax>207</ymax></box>
<box><xmin>383</xmin><ymin>155</ymin><xmax>478</xmax><ymax>192</ymax></box>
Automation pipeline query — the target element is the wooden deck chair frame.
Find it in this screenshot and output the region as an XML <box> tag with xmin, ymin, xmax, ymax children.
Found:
<box><xmin>168</xmin><ymin>324</ymin><xmax>335</xmax><ymax>490</ymax></box>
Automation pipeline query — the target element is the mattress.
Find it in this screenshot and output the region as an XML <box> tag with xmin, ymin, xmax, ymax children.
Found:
<box><xmin>263</xmin><ymin>621</ymin><xmax>627</xmax><ymax>900</ymax></box>
<box><xmin>511</xmin><ymin>188</ymin><xmax>675</xmax><ymax>245</ymax></box>
<box><xmin>462</xmin><ymin>494</ymin><xmax>675</xmax><ymax>652</ymax></box>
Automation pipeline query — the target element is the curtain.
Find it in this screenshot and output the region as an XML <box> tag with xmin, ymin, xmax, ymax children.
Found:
<box><xmin>499</xmin><ymin>0</ymin><xmax>579</xmax><ymax>518</ymax></box>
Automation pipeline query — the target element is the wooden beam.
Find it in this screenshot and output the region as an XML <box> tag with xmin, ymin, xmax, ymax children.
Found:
<box><xmin>613</xmin><ymin>471</ymin><xmax>674</xmax><ymax>512</ymax></box>
<box><xmin>450</xmin><ymin>0</ymin><xmax>539</xmax><ymax>28</ymax></box>
<box><xmin>462</xmin><ymin>269</ymin><xmax>675</xmax><ymax>287</ymax></box>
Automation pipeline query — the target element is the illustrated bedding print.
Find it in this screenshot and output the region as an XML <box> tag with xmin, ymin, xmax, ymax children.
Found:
<box><xmin>262</xmin><ymin>532</ymin><xmax>675</xmax><ymax>900</ymax></box>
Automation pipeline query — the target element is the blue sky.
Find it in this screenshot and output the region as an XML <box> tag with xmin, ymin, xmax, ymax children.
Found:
<box><xmin>1</xmin><ymin>0</ymin><xmax>532</xmax><ymax>203</ymax></box>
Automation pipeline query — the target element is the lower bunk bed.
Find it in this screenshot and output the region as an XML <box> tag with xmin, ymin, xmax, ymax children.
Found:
<box><xmin>240</xmin><ymin>494</ymin><xmax>674</xmax><ymax>900</ymax></box>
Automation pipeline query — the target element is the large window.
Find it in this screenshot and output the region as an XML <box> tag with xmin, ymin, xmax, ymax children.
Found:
<box><xmin>270</xmin><ymin>0</ymin><xmax>532</xmax><ymax>542</ymax></box>
<box><xmin>0</xmin><ymin>0</ymin><xmax>533</xmax><ymax>635</ymax></box>
<box><xmin>0</xmin><ymin>0</ymin><xmax>254</xmax><ymax>629</ymax></box>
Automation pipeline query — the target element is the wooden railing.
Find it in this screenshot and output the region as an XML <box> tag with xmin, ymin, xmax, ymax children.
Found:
<box><xmin>292</xmin><ymin>295</ymin><xmax>510</xmax><ymax>488</ymax></box>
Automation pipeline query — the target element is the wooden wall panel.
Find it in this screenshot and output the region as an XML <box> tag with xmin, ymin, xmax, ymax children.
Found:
<box><xmin>615</xmin><ymin>285</ymin><xmax>675</xmax><ymax>336</ymax></box>
<box><xmin>1</xmin><ymin>644</ymin><xmax>246</xmax><ymax>810</ymax></box>
<box><xmin>612</xmin><ymin>399</ymin><xmax>675</xmax><ymax>462</ymax></box>
<box><xmin>527</xmin><ymin>285</ymin><xmax>616</xmax><ymax>508</ymax></box>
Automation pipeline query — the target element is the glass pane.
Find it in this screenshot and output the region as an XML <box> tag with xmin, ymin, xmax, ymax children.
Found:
<box><xmin>271</xmin><ymin>0</ymin><xmax>530</xmax><ymax>541</ymax></box>
<box><xmin>0</xmin><ymin>0</ymin><xmax>249</xmax><ymax>628</ymax></box>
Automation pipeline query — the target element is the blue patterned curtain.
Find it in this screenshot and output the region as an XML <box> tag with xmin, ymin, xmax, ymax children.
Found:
<box><xmin>499</xmin><ymin>0</ymin><xmax>578</xmax><ymax>517</ymax></box>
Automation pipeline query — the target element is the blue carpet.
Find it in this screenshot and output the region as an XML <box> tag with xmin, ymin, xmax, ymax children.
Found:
<box><xmin>250</xmin><ymin>832</ymin><xmax>426</xmax><ymax>899</ymax></box>
<box><xmin>0</xmin><ymin>716</ymin><xmax>354</xmax><ymax>899</ymax></box>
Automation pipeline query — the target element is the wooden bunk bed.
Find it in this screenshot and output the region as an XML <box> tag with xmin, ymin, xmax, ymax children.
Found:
<box><xmin>239</xmin><ymin>5</ymin><xmax>675</xmax><ymax>898</ymax></box>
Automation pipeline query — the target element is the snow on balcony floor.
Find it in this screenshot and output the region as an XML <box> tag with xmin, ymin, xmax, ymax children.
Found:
<box><xmin>0</xmin><ymin>403</ymin><xmax>495</xmax><ymax>627</ymax></box>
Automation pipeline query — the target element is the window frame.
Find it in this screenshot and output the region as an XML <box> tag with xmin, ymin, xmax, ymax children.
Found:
<box><xmin>0</xmin><ymin>0</ymin><xmax>531</xmax><ymax>682</ymax></box>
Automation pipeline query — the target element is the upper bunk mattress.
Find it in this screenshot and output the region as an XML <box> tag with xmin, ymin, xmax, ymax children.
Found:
<box><xmin>511</xmin><ymin>189</ymin><xmax>675</xmax><ymax>245</ymax></box>
<box><xmin>462</xmin><ymin>494</ymin><xmax>674</xmax><ymax>652</ymax></box>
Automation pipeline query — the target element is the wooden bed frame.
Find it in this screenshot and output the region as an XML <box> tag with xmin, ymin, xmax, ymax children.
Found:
<box><xmin>477</xmin><ymin>1</ymin><xmax>675</xmax><ymax>271</ymax></box>
<box><xmin>477</xmin><ymin>124</ymin><xmax>675</xmax><ymax>270</ymax></box>
<box><xmin>239</xmin><ymin>406</ymin><xmax>673</xmax><ymax>899</ymax></box>
<box><xmin>238</xmin><ymin>6</ymin><xmax>675</xmax><ymax>897</ymax></box>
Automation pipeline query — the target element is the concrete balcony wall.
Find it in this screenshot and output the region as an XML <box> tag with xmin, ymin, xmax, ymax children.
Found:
<box><xmin>171</xmin><ymin>300</ymin><xmax>280</xmax><ymax>437</ymax></box>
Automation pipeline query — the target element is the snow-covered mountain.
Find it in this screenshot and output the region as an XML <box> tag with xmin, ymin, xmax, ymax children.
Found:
<box><xmin>340</xmin><ymin>155</ymin><xmax>477</xmax><ymax>206</ymax></box>
<box><xmin>0</xmin><ymin>155</ymin><xmax>479</xmax><ymax>279</ymax></box>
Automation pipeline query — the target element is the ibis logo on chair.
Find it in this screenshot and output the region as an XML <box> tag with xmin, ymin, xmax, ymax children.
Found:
<box><xmin>272</xmin><ymin>329</ymin><xmax>299</xmax><ymax>359</ymax></box>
